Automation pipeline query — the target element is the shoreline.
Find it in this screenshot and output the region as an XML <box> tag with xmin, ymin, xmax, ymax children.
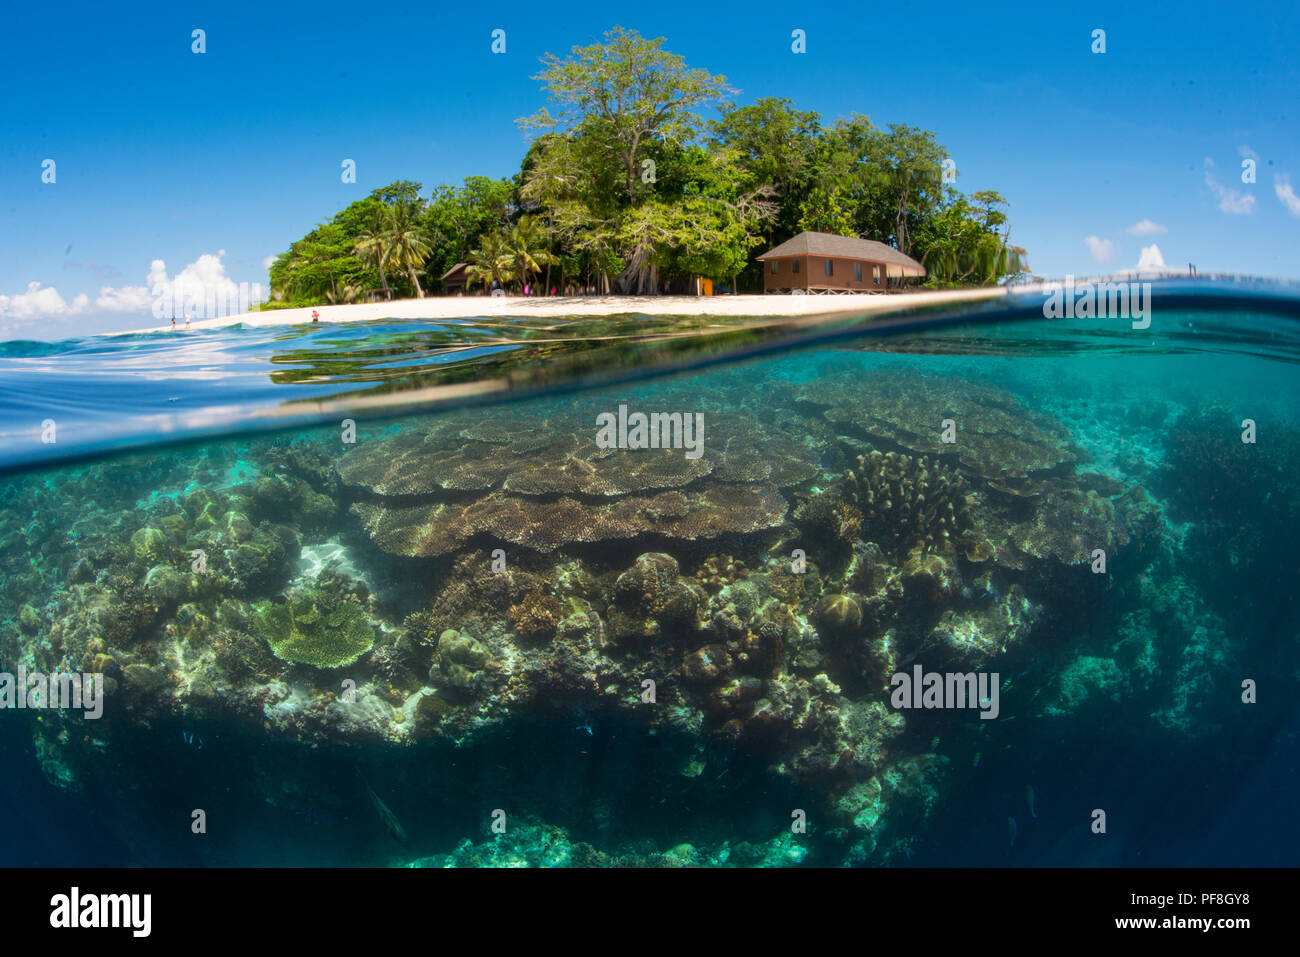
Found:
<box><xmin>119</xmin><ymin>289</ymin><xmax>1012</xmax><ymax>335</ymax></box>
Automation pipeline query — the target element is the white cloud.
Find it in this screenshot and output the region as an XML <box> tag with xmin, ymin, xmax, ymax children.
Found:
<box><xmin>1275</xmin><ymin>175</ymin><xmax>1300</xmax><ymax>217</ymax></box>
<box><xmin>1126</xmin><ymin>218</ymin><xmax>1167</xmax><ymax>236</ymax></box>
<box><xmin>1238</xmin><ymin>145</ymin><xmax>1260</xmax><ymax>161</ymax></box>
<box><xmin>262</xmin><ymin>254</ymin><xmax>277</xmax><ymax>271</ymax></box>
<box><xmin>0</xmin><ymin>282</ymin><xmax>90</xmax><ymax>320</ymax></box>
<box><xmin>1084</xmin><ymin>235</ymin><xmax>1116</xmax><ymax>263</ymax></box>
<box><xmin>1136</xmin><ymin>243</ymin><xmax>1167</xmax><ymax>274</ymax></box>
<box><xmin>1204</xmin><ymin>158</ymin><xmax>1256</xmax><ymax>214</ymax></box>
<box><xmin>1</xmin><ymin>251</ymin><xmax>253</xmax><ymax>322</ymax></box>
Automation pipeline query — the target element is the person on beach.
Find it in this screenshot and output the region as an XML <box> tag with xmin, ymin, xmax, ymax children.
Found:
<box><xmin>312</xmin><ymin>309</ymin><xmax>320</xmax><ymax>322</ymax></box>
<box><xmin>184</xmin><ymin>313</ymin><xmax>191</xmax><ymax>328</ymax></box>
<box><xmin>171</xmin><ymin>316</ymin><xmax>176</xmax><ymax>328</ymax></box>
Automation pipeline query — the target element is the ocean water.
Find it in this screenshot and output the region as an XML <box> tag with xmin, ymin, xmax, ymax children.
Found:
<box><xmin>2</xmin><ymin>281</ymin><xmax>1299</xmax><ymax>867</ymax></box>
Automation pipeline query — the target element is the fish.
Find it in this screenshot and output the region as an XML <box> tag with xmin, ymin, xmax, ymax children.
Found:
<box><xmin>1026</xmin><ymin>784</ymin><xmax>1037</xmax><ymax>819</ymax></box>
<box><xmin>181</xmin><ymin>730</ymin><xmax>204</xmax><ymax>750</ymax></box>
<box><xmin>1008</xmin><ymin>816</ymin><xmax>1018</xmax><ymax>848</ymax></box>
<box><xmin>364</xmin><ymin>781</ymin><xmax>410</xmax><ymax>847</ymax></box>
<box><xmin>576</xmin><ymin>723</ymin><xmax>594</xmax><ymax>736</ymax></box>
<box><xmin>972</xmin><ymin>752</ymin><xmax>981</xmax><ymax>768</ymax></box>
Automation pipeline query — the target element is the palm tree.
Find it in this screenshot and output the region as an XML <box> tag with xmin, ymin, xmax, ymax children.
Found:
<box><xmin>325</xmin><ymin>281</ymin><xmax>363</xmax><ymax>304</ymax></box>
<box><xmin>465</xmin><ymin>233</ymin><xmax>515</xmax><ymax>291</ymax></box>
<box><xmin>383</xmin><ymin>204</ymin><xmax>433</xmax><ymax>298</ymax></box>
<box><xmin>353</xmin><ymin>220</ymin><xmax>391</xmax><ymax>296</ymax></box>
<box><xmin>503</xmin><ymin>216</ymin><xmax>555</xmax><ymax>292</ymax></box>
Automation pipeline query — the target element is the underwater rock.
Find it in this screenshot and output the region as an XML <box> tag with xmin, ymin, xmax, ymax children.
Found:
<box><xmin>900</xmin><ymin>548</ymin><xmax>962</xmax><ymax>604</ymax></box>
<box><xmin>923</xmin><ymin>586</ymin><xmax>1039</xmax><ymax>668</ymax></box>
<box><xmin>554</xmin><ymin>597</ymin><xmax>606</xmax><ymax>648</ymax></box>
<box><xmin>129</xmin><ymin>527</ymin><xmax>170</xmax><ymax>564</ymax></box>
<box><xmin>609</xmin><ymin>553</ymin><xmax>705</xmax><ymax>643</ymax></box>
<box><xmin>434</xmin><ymin>628</ymin><xmax>492</xmax><ymax>691</ymax></box>
<box><xmin>833</xmin><ymin>752</ymin><xmax>950</xmax><ymax>865</ymax></box>
<box><xmin>143</xmin><ymin>565</ymin><xmax>187</xmax><ymax>606</ymax></box>
<box><xmin>225</xmin><ymin>511</ymin><xmax>255</xmax><ymax>544</ymax></box>
<box><xmin>682</xmin><ymin>644</ymin><xmax>732</xmax><ymax>685</ymax></box>
<box><xmin>120</xmin><ymin>662</ymin><xmax>168</xmax><ymax>695</ymax></box>
<box><xmin>223</xmin><ymin>525</ymin><xmax>298</xmax><ymax>594</ymax></box>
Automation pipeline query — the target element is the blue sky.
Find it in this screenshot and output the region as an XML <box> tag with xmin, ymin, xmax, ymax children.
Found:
<box><xmin>2</xmin><ymin>0</ymin><xmax>1297</xmax><ymax>338</ymax></box>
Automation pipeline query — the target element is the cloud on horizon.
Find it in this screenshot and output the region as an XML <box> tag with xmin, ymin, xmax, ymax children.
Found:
<box><xmin>1136</xmin><ymin>243</ymin><xmax>1167</xmax><ymax>274</ymax></box>
<box><xmin>0</xmin><ymin>251</ymin><xmax>251</xmax><ymax>322</ymax></box>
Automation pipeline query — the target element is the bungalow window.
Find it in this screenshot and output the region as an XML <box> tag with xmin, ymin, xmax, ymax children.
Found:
<box><xmin>770</xmin><ymin>261</ymin><xmax>778</xmax><ymax>274</ymax></box>
<box><xmin>825</xmin><ymin>259</ymin><xmax>833</xmax><ymax>277</ymax></box>
<box><xmin>793</xmin><ymin>259</ymin><xmax>800</xmax><ymax>274</ymax></box>
<box><xmin>854</xmin><ymin>262</ymin><xmax>862</xmax><ymax>283</ymax></box>
<box><xmin>873</xmin><ymin>266</ymin><xmax>881</xmax><ymax>285</ymax></box>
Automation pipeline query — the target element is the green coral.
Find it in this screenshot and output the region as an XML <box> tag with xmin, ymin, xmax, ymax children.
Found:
<box><xmin>253</xmin><ymin>588</ymin><xmax>374</xmax><ymax>668</ymax></box>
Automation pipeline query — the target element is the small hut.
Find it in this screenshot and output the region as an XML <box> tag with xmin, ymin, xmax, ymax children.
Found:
<box><xmin>441</xmin><ymin>263</ymin><xmax>471</xmax><ymax>295</ymax></box>
<box><xmin>757</xmin><ymin>231</ymin><xmax>925</xmax><ymax>293</ymax></box>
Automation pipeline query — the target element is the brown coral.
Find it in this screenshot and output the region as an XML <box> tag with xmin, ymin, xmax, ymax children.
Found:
<box><xmin>695</xmin><ymin>554</ymin><xmax>746</xmax><ymax>594</ymax></box>
<box><xmin>507</xmin><ymin>592</ymin><xmax>564</xmax><ymax>640</ymax></box>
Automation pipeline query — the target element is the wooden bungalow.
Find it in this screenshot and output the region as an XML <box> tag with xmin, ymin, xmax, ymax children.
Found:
<box><xmin>441</xmin><ymin>262</ymin><xmax>471</xmax><ymax>295</ymax></box>
<box><xmin>756</xmin><ymin>231</ymin><xmax>926</xmax><ymax>294</ymax></box>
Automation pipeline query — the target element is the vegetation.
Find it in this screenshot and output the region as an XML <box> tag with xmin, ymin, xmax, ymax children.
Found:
<box><xmin>263</xmin><ymin>27</ymin><xmax>1027</xmax><ymax>307</ymax></box>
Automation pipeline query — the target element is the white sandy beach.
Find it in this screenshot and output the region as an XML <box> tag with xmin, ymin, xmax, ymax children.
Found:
<box><xmin>122</xmin><ymin>288</ymin><xmax>1013</xmax><ymax>335</ymax></box>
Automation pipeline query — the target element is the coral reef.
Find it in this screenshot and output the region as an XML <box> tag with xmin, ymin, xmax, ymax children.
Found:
<box><xmin>6</xmin><ymin>357</ymin><xmax>1263</xmax><ymax>869</ymax></box>
<box><xmin>254</xmin><ymin>582</ymin><xmax>376</xmax><ymax>669</ymax></box>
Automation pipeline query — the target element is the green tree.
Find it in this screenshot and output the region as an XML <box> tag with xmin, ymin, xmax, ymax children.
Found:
<box><xmin>352</xmin><ymin>217</ymin><xmax>391</xmax><ymax>296</ymax></box>
<box><xmin>520</xmin><ymin>26</ymin><xmax>733</xmax><ymax>203</ymax></box>
<box><xmin>503</xmin><ymin>216</ymin><xmax>554</xmax><ymax>292</ymax></box>
<box><xmin>383</xmin><ymin>204</ymin><xmax>432</xmax><ymax>298</ymax></box>
<box><xmin>466</xmin><ymin>233</ymin><xmax>515</xmax><ymax>291</ymax></box>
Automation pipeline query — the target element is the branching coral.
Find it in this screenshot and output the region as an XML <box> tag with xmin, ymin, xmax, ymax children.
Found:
<box><xmin>845</xmin><ymin>451</ymin><xmax>969</xmax><ymax>558</ymax></box>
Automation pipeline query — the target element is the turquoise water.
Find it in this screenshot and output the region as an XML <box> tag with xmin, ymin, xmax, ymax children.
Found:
<box><xmin>2</xmin><ymin>281</ymin><xmax>1299</xmax><ymax>866</ymax></box>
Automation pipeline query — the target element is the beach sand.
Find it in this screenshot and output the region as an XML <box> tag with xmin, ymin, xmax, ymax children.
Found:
<box><xmin>122</xmin><ymin>289</ymin><xmax>1012</xmax><ymax>334</ymax></box>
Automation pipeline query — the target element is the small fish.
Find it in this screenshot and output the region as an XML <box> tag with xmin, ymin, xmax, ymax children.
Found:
<box><xmin>576</xmin><ymin>723</ymin><xmax>594</xmax><ymax>736</ymax></box>
<box><xmin>972</xmin><ymin>751</ymin><xmax>981</xmax><ymax>768</ymax></box>
<box><xmin>1026</xmin><ymin>784</ymin><xmax>1037</xmax><ymax>819</ymax></box>
<box><xmin>181</xmin><ymin>730</ymin><xmax>204</xmax><ymax>750</ymax></box>
<box><xmin>364</xmin><ymin>782</ymin><xmax>410</xmax><ymax>847</ymax></box>
<box><xmin>1008</xmin><ymin>816</ymin><xmax>1018</xmax><ymax>848</ymax></box>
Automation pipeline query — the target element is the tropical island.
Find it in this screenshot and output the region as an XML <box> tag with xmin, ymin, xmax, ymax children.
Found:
<box><xmin>263</xmin><ymin>27</ymin><xmax>1028</xmax><ymax>311</ymax></box>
